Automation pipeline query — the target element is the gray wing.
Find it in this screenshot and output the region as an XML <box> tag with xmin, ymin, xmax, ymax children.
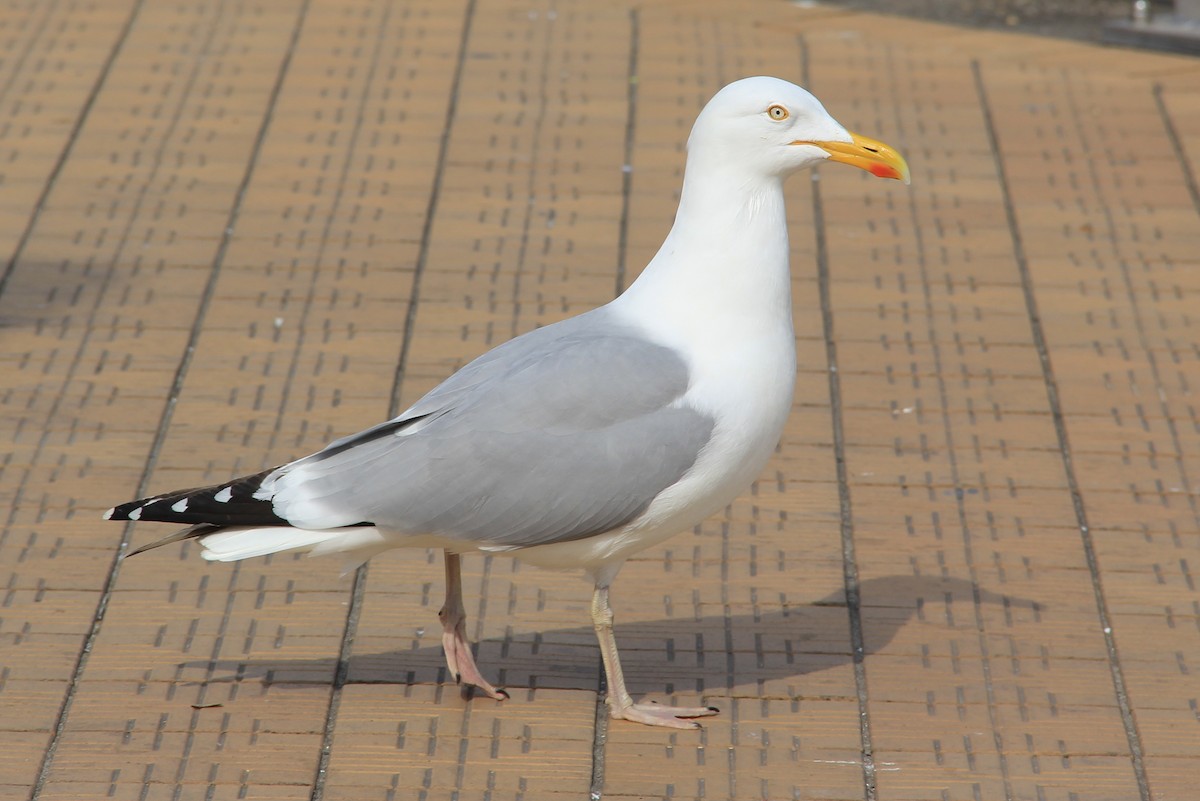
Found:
<box><xmin>264</xmin><ymin>309</ymin><xmax>715</xmax><ymax>548</ymax></box>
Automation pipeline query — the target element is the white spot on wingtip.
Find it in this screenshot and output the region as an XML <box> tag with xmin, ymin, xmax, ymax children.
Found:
<box><xmin>214</xmin><ymin>487</ymin><xmax>233</xmax><ymax>503</ymax></box>
<box><xmin>128</xmin><ymin>506</ymin><xmax>142</xmax><ymax>521</ymax></box>
<box><xmin>171</xmin><ymin>498</ymin><xmax>189</xmax><ymax>513</ymax></box>
<box><xmin>102</xmin><ymin>508</ymin><xmax>115</xmax><ymax>520</ymax></box>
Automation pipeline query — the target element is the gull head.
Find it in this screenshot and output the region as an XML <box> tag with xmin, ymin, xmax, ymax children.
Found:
<box><xmin>687</xmin><ymin>76</ymin><xmax>910</xmax><ymax>185</ymax></box>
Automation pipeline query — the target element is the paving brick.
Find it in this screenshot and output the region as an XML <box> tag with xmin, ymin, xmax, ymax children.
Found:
<box><xmin>3</xmin><ymin>0</ymin><xmax>1199</xmax><ymax>798</ymax></box>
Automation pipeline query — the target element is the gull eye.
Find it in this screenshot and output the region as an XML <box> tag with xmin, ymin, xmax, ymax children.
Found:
<box><xmin>767</xmin><ymin>104</ymin><xmax>789</xmax><ymax>121</ymax></box>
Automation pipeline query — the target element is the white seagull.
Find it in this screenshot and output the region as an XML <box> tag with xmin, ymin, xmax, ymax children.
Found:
<box><xmin>107</xmin><ymin>76</ymin><xmax>909</xmax><ymax>729</ymax></box>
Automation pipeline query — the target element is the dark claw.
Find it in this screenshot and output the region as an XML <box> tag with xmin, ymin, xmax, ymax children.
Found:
<box><xmin>706</xmin><ymin>706</ymin><xmax>720</xmax><ymax>713</ymax></box>
<box><xmin>455</xmin><ymin>672</ymin><xmax>462</xmax><ymax>684</ymax></box>
<box><xmin>496</xmin><ymin>688</ymin><xmax>511</xmax><ymax>701</ymax></box>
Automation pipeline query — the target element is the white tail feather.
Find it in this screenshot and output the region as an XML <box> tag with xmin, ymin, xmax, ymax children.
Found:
<box><xmin>198</xmin><ymin>525</ymin><xmax>385</xmax><ymax>562</ymax></box>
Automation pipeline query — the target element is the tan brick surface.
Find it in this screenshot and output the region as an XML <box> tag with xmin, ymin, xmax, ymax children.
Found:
<box><xmin>2</xmin><ymin>0</ymin><xmax>1199</xmax><ymax>799</ymax></box>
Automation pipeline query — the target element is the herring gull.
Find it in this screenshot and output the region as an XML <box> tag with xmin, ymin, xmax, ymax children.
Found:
<box><xmin>106</xmin><ymin>76</ymin><xmax>909</xmax><ymax>729</ymax></box>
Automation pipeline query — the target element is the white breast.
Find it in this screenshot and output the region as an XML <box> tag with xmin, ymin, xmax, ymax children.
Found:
<box><xmin>621</xmin><ymin>309</ymin><xmax>797</xmax><ymax>542</ymax></box>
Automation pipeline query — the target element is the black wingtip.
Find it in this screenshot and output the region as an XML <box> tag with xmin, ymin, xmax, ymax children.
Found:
<box><xmin>102</xmin><ymin>467</ymin><xmax>286</xmax><ymax>528</ymax></box>
<box><xmin>105</xmin><ymin>497</ymin><xmax>152</xmax><ymax>522</ymax></box>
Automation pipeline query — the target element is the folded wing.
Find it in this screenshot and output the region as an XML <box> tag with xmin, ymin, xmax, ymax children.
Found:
<box><xmin>112</xmin><ymin>310</ymin><xmax>716</xmax><ymax>556</ymax></box>
<box><xmin>267</xmin><ymin>311</ymin><xmax>715</xmax><ymax>548</ymax></box>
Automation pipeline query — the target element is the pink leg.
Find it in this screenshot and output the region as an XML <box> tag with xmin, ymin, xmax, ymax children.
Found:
<box><xmin>438</xmin><ymin>551</ymin><xmax>508</xmax><ymax>701</ymax></box>
<box><xmin>591</xmin><ymin>584</ymin><xmax>719</xmax><ymax>729</ymax></box>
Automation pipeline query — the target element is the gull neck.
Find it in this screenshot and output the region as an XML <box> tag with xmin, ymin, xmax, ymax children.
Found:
<box><xmin>616</xmin><ymin>155</ymin><xmax>794</xmax><ymax>335</ymax></box>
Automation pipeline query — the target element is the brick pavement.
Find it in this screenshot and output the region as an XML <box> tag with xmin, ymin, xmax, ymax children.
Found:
<box><xmin>1</xmin><ymin>1</ymin><xmax>1198</xmax><ymax>799</ymax></box>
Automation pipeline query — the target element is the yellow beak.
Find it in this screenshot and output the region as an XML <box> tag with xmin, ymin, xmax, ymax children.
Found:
<box><xmin>794</xmin><ymin>130</ymin><xmax>910</xmax><ymax>185</ymax></box>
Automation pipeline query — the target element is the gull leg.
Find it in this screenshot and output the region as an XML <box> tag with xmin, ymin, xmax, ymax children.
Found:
<box><xmin>438</xmin><ymin>551</ymin><xmax>508</xmax><ymax>700</ymax></box>
<box><xmin>591</xmin><ymin>583</ymin><xmax>719</xmax><ymax>729</ymax></box>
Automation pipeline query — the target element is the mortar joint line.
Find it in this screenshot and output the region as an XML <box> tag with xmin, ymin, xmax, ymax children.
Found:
<box><xmin>801</xmin><ymin>34</ymin><xmax>878</xmax><ymax>801</ymax></box>
<box><xmin>893</xmin><ymin>44</ymin><xmax>1013</xmax><ymax>800</ymax></box>
<box><xmin>1153</xmin><ymin>84</ymin><xmax>1200</xmax><ymax>218</ymax></box>
<box><xmin>306</xmin><ymin>3</ymin><xmax>401</xmax><ymax>797</ymax></box>
<box><xmin>589</xmin><ymin>11</ymin><xmax>641</xmax><ymax>799</ymax></box>
<box><xmin>0</xmin><ymin>0</ymin><xmax>110</xmax><ymax>298</ymax></box>
<box><xmin>390</xmin><ymin>0</ymin><xmax>479</xmax><ymax>413</ymax></box>
<box><xmin>312</xmin><ymin>0</ymin><xmax>480</xmax><ymax>798</ymax></box>
<box><xmin>265</xmin><ymin>0</ymin><xmax>394</xmax><ymax>461</ymax></box>
<box><xmin>972</xmin><ymin>58</ymin><xmax>1151</xmax><ymax>801</ymax></box>
<box><xmin>507</xmin><ymin>7</ymin><xmax>556</xmax><ymax>340</ymax></box>
<box><xmin>612</xmin><ymin>9</ymin><xmax>640</xmax><ymax>298</ymax></box>
<box><xmin>29</xmin><ymin>0</ymin><xmax>305</xmax><ymax>795</ymax></box>
<box><xmin>1066</xmin><ymin>77</ymin><xmax>1200</xmax><ymax>531</ymax></box>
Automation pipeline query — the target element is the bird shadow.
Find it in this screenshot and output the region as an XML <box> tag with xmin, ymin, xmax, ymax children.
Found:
<box><xmin>187</xmin><ymin>574</ymin><xmax>1036</xmax><ymax>700</ymax></box>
